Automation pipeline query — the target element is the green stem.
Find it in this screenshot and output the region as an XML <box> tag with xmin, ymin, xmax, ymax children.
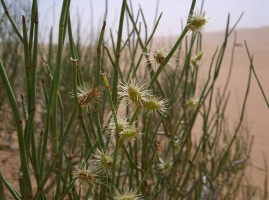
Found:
<box><xmin>112</xmin><ymin>0</ymin><xmax>126</xmax><ymax>105</ymax></box>
<box><xmin>148</xmin><ymin>0</ymin><xmax>196</xmax><ymax>89</ymax></box>
<box><xmin>215</xmin><ymin>55</ymin><xmax>252</xmax><ymax>178</ymax></box>
<box><xmin>103</xmin><ymin>44</ymin><xmax>117</xmax><ymax>74</ymax></box>
<box><xmin>39</xmin><ymin>0</ymin><xmax>70</xmax><ymax>185</ymax></box>
<box><xmin>137</xmin><ymin>146</ymin><xmax>159</xmax><ymax>193</ymax></box>
<box><xmin>142</xmin><ymin>114</ymin><xmax>152</xmax><ymax>171</ymax></box>
<box><xmin>28</xmin><ymin>1</ymin><xmax>38</xmax><ymax>161</ymax></box>
<box><xmin>0</xmin><ymin>60</ymin><xmax>33</xmax><ymax>198</ymax></box>
<box><xmin>78</xmin><ymin>108</ymin><xmax>92</xmax><ymax>148</ymax></box>
<box><xmin>129</xmin><ymin>107</ymin><xmax>140</xmax><ymax>126</ymax></box>
<box><xmin>50</xmin><ymin>0</ymin><xmax>69</xmax><ymax>155</ymax></box>
<box><xmin>96</xmin><ymin>21</ymin><xmax>106</xmax><ymax>86</ymax></box>
<box><xmin>101</xmin><ymin>73</ymin><xmax>120</xmax><ymax>186</ymax></box>
<box><xmin>0</xmin><ymin>171</ymin><xmax>6</xmax><ymax>200</ymax></box>
<box><xmin>55</xmin><ymin>155</ymin><xmax>63</xmax><ymax>199</ymax></box>
<box><xmin>34</xmin><ymin>156</ymin><xmax>59</xmax><ymax>200</ymax></box>
<box><xmin>1</xmin><ymin>172</ymin><xmax>20</xmax><ymax>200</ymax></box>
<box><xmin>30</xmin><ymin>129</ymin><xmax>39</xmax><ymax>184</ymax></box>
<box><xmin>0</xmin><ymin>0</ymin><xmax>23</xmax><ymax>42</ymax></box>
<box><xmin>37</xmin><ymin>130</ymin><xmax>43</xmax><ymax>170</ymax></box>
<box><xmin>148</xmin><ymin>28</ymin><xmax>188</xmax><ymax>89</ymax></box>
<box><xmin>21</xmin><ymin>95</ymin><xmax>28</xmax><ymax>120</ymax></box>
<box><xmin>122</xmin><ymin>146</ymin><xmax>143</xmax><ymax>172</ymax></box>
<box><xmin>61</xmin><ymin>153</ymin><xmax>73</xmax><ymax>199</ymax></box>
<box><xmin>22</xmin><ymin>15</ymin><xmax>35</xmax><ymax>171</ymax></box>
<box><xmin>94</xmin><ymin>20</ymin><xmax>107</xmax><ymax>149</ymax></box>
<box><xmin>61</xmin><ymin>179</ymin><xmax>76</xmax><ymax>199</ymax></box>
<box><xmin>125</xmin><ymin>4</ymin><xmax>163</xmax><ymax>80</ymax></box>
<box><xmin>101</xmin><ymin>73</ymin><xmax>119</xmax><ymax>133</ymax></box>
<box><xmin>18</xmin><ymin>173</ymin><xmax>25</xmax><ymax>199</ymax></box>
<box><xmin>22</xmin><ymin>15</ymin><xmax>31</xmax><ymax>113</ymax></box>
<box><xmin>245</xmin><ymin>41</ymin><xmax>269</xmax><ymax>108</ymax></box>
<box><xmin>26</xmin><ymin>68</ymin><xmax>39</xmax><ymax>188</ymax></box>
<box><xmin>58</xmin><ymin>106</ymin><xmax>78</xmax><ymax>151</ymax></box>
<box><xmin>28</xmin><ymin>0</ymin><xmax>37</xmax><ymax>56</ymax></box>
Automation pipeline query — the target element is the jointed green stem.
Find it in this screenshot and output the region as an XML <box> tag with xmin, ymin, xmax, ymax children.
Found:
<box><xmin>1</xmin><ymin>172</ymin><xmax>20</xmax><ymax>200</ymax></box>
<box><xmin>39</xmin><ymin>0</ymin><xmax>70</xmax><ymax>187</ymax></box>
<box><xmin>0</xmin><ymin>60</ymin><xmax>33</xmax><ymax>198</ymax></box>
<box><xmin>137</xmin><ymin>146</ymin><xmax>159</xmax><ymax>193</ymax></box>
<box><xmin>112</xmin><ymin>0</ymin><xmax>126</xmax><ymax>105</ymax></box>
<box><xmin>0</xmin><ymin>0</ymin><xmax>24</xmax><ymax>42</ymax></box>
<box><xmin>101</xmin><ymin>73</ymin><xmax>119</xmax><ymax>186</ymax></box>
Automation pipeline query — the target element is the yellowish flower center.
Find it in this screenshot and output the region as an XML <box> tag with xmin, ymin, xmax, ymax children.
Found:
<box><xmin>121</xmin><ymin>128</ymin><xmax>138</xmax><ymax>140</ymax></box>
<box><xmin>118</xmin><ymin>196</ymin><xmax>134</xmax><ymax>200</ymax></box>
<box><xmin>100</xmin><ymin>155</ymin><xmax>113</xmax><ymax>171</ymax></box>
<box><xmin>143</xmin><ymin>99</ymin><xmax>162</xmax><ymax>111</ymax></box>
<box><xmin>127</xmin><ymin>86</ymin><xmax>142</xmax><ymax>106</ymax></box>
<box><xmin>153</xmin><ymin>50</ymin><xmax>165</xmax><ymax>64</ymax></box>
<box><xmin>78</xmin><ymin>87</ymin><xmax>100</xmax><ymax>106</ymax></box>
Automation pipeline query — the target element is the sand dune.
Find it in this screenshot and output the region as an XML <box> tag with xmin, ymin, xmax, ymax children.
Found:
<box><xmin>201</xmin><ymin>26</ymin><xmax>269</xmax><ymax>190</ymax></box>
<box><xmin>157</xmin><ymin>26</ymin><xmax>269</xmax><ymax>190</ymax></box>
<box><xmin>154</xmin><ymin>26</ymin><xmax>269</xmax><ymax>191</ymax></box>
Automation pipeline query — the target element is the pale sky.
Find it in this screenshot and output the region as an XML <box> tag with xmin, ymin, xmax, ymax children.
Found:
<box><xmin>36</xmin><ymin>0</ymin><xmax>269</xmax><ymax>42</ymax></box>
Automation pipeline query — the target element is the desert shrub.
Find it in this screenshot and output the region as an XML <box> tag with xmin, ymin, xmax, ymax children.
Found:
<box><xmin>0</xmin><ymin>0</ymin><xmax>262</xmax><ymax>199</ymax></box>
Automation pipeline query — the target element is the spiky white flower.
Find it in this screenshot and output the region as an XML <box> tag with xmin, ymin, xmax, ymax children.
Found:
<box><xmin>143</xmin><ymin>96</ymin><xmax>168</xmax><ymax>116</ymax></box>
<box><xmin>191</xmin><ymin>52</ymin><xmax>204</xmax><ymax>66</ymax></box>
<box><xmin>186</xmin><ymin>97</ymin><xmax>199</xmax><ymax>112</ymax></box>
<box><xmin>156</xmin><ymin>158</ymin><xmax>173</xmax><ymax>174</ymax></box>
<box><xmin>143</xmin><ymin>44</ymin><xmax>179</xmax><ymax>68</ymax></box>
<box><xmin>118</xmin><ymin>79</ymin><xmax>152</xmax><ymax>108</ymax></box>
<box><xmin>120</xmin><ymin>127</ymin><xmax>141</xmax><ymax>143</ymax></box>
<box><xmin>109</xmin><ymin>116</ymin><xmax>129</xmax><ymax>134</ymax></box>
<box><xmin>71</xmin><ymin>83</ymin><xmax>102</xmax><ymax>110</ymax></box>
<box><xmin>187</xmin><ymin>11</ymin><xmax>208</xmax><ymax>33</ymax></box>
<box><xmin>72</xmin><ymin>162</ymin><xmax>97</xmax><ymax>189</ymax></box>
<box><xmin>91</xmin><ymin>148</ymin><xmax>114</xmax><ymax>174</ymax></box>
<box><xmin>112</xmin><ymin>188</ymin><xmax>144</xmax><ymax>200</ymax></box>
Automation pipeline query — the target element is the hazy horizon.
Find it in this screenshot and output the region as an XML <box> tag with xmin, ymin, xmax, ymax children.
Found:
<box><xmin>2</xmin><ymin>0</ymin><xmax>268</xmax><ymax>42</ymax></box>
<box><xmin>36</xmin><ymin>0</ymin><xmax>269</xmax><ymax>42</ymax></box>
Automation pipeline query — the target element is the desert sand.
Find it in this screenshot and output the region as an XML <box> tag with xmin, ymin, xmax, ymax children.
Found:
<box><xmin>158</xmin><ymin>26</ymin><xmax>269</xmax><ymax>193</ymax></box>
<box><xmin>200</xmin><ymin>26</ymin><xmax>269</xmax><ymax>191</ymax></box>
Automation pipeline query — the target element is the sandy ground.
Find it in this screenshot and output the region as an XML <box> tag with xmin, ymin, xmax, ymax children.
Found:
<box><xmin>0</xmin><ymin>26</ymin><xmax>268</xmax><ymax>198</ymax></box>
<box><xmin>200</xmin><ymin>26</ymin><xmax>269</xmax><ymax>191</ymax></box>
